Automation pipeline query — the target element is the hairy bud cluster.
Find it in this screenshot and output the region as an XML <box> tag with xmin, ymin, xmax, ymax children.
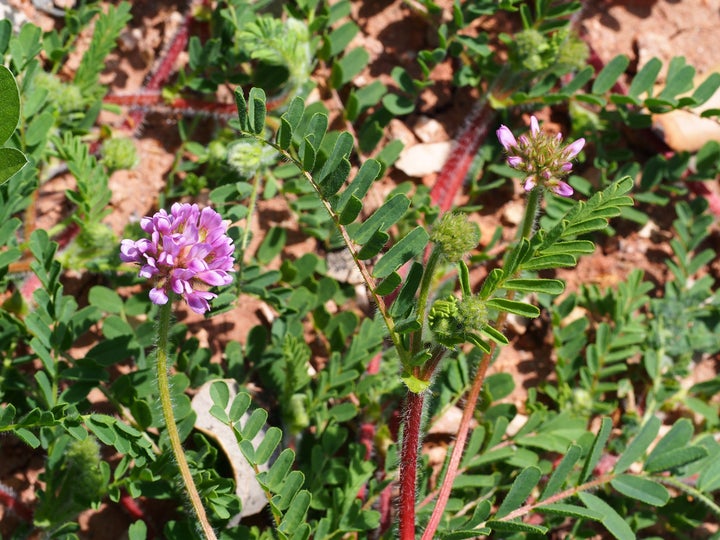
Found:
<box><xmin>496</xmin><ymin>116</ymin><xmax>585</xmax><ymax>197</ymax></box>
<box><xmin>429</xmin><ymin>295</ymin><xmax>489</xmax><ymax>347</ymax></box>
<box><xmin>430</xmin><ymin>212</ymin><xmax>480</xmax><ymax>263</ymax></box>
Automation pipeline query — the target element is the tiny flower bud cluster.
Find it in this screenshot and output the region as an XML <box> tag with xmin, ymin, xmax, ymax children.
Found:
<box><xmin>496</xmin><ymin>116</ymin><xmax>585</xmax><ymax>197</ymax></box>
<box><xmin>430</xmin><ymin>212</ymin><xmax>480</xmax><ymax>263</ymax></box>
<box><xmin>120</xmin><ymin>203</ymin><xmax>235</xmax><ymax>314</ymax></box>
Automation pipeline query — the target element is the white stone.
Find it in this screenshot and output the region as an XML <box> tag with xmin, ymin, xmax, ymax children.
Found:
<box><xmin>395</xmin><ymin>141</ymin><xmax>452</xmax><ymax>177</ymax></box>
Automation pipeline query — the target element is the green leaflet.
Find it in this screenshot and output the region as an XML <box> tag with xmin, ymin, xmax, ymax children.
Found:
<box><xmin>486</xmin><ymin>298</ymin><xmax>540</xmax><ymax>318</ymax></box>
<box><xmin>578</xmin><ymin>492</ymin><xmax>634</xmax><ymax>540</ymax></box>
<box><xmin>0</xmin><ymin>65</ymin><xmax>20</xmax><ymax>143</ymax></box>
<box><xmin>503</xmin><ymin>278</ymin><xmax>565</xmax><ymax>295</ymax></box>
<box><xmin>372</xmin><ymin>227</ymin><xmax>429</xmax><ymax>279</ymax></box>
<box><xmin>591</xmin><ymin>54</ymin><xmax>629</xmax><ymax>94</ymax></box>
<box><xmin>0</xmin><ymin>65</ymin><xmax>27</xmax><ymax>184</ymax></box>
<box><xmin>610</xmin><ymin>475</ymin><xmax>669</xmax><ymax>506</ymax></box>
<box><xmin>495</xmin><ymin>466</ymin><xmax>542</xmax><ymax>519</ymax></box>
<box><xmin>540</xmin><ymin>444</ymin><xmax>582</xmax><ymax>500</ymax></box>
<box><xmin>614</xmin><ymin>416</ymin><xmax>661</xmax><ymax>474</ymax></box>
<box><xmin>628</xmin><ymin>57</ymin><xmax>661</xmax><ymax>99</ymax></box>
<box><xmin>535</xmin><ymin>502</ymin><xmax>604</xmax><ymax>521</ymax></box>
<box><xmin>580</xmin><ymin>417</ymin><xmax>612</xmax><ymax>482</ymax></box>
<box><xmin>332</xmin><ymin>158</ymin><xmax>382</xmax><ymax>215</ymax></box>
<box><xmin>350</xmin><ymin>194</ymin><xmax>411</xmax><ymax>245</ymax></box>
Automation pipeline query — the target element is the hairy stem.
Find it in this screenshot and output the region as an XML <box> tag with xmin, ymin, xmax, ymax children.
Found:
<box><xmin>421</xmin><ymin>338</ymin><xmax>496</xmax><ymax>540</ymax></box>
<box><xmin>412</xmin><ymin>248</ymin><xmax>441</xmax><ymax>357</ymax></box>
<box><xmin>156</xmin><ymin>301</ymin><xmax>217</xmax><ymax>540</ymax></box>
<box><xmin>398</xmin><ymin>390</ymin><xmax>425</xmax><ymax>540</ymax></box>
<box><xmin>422</xmin><ymin>189</ymin><xmax>542</xmax><ymax>538</ymax></box>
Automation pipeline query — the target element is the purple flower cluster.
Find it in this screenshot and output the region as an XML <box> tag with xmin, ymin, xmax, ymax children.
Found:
<box><xmin>120</xmin><ymin>203</ymin><xmax>235</xmax><ymax>314</ymax></box>
<box><xmin>496</xmin><ymin>116</ymin><xmax>585</xmax><ymax>197</ymax></box>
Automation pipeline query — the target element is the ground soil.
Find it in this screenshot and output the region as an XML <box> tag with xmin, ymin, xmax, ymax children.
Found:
<box><xmin>2</xmin><ymin>0</ymin><xmax>720</xmax><ymax>538</ymax></box>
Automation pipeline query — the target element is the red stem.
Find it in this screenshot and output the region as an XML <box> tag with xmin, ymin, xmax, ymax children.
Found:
<box><xmin>398</xmin><ymin>390</ymin><xmax>425</xmax><ymax>540</ymax></box>
<box><xmin>430</xmin><ymin>103</ymin><xmax>495</xmax><ymax>211</ymax></box>
<box><xmin>0</xmin><ymin>482</ymin><xmax>33</xmax><ymax>522</ymax></box>
<box><xmin>421</xmin><ymin>340</ymin><xmax>496</xmax><ymax>540</ymax></box>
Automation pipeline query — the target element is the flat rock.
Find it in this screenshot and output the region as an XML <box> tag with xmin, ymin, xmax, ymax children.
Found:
<box><xmin>395</xmin><ymin>141</ymin><xmax>452</xmax><ymax>177</ymax></box>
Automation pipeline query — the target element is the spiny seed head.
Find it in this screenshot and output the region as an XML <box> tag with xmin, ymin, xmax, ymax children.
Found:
<box><xmin>429</xmin><ymin>295</ymin><xmax>489</xmax><ymax>347</ymax></box>
<box><xmin>431</xmin><ymin>212</ymin><xmax>480</xmax><ymax>262</ymax></box>
<box><xmin>496</xmin><ymin>116</ymin><xmax>585</xmax><ymax>197</ymax></box>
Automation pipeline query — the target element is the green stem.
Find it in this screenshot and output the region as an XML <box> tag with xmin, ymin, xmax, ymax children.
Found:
<box><xmin>412</xmin><ymin>248</ymin><xmax>441</xmax><ymax>356</ymax></box>
<box><xmin>238</xmin><ymin>170</ymin><xmax>262</xmax><ymax>276</ymax></box>
<box><xmin>519</xmin><ymin>187</ymin><xmax>541</xmax><ymax>241</ymax></box>
<box><xmin>422</xmin><ymin>188</ymin><xmax>542</xmax><ymax>539</ymax></box>
<box><xmin>156</xmin><ymin>301</ymin><xmax>218</xmax><ymax>540</ymax></box>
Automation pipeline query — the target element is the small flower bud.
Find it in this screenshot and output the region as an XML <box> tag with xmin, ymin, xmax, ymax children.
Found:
<box><xmin>457</xmin><ymin>295</ymin><xmax>488</xmax><ymax>331</ymax></box>
<box><xmin>101</xmin><ymin>137</ymin><xmax>138</xmax><ymax>171</ymax></box>
<box><xmin>227</xmin><ymin>138</ymin><xmax>277</xmax><ymax>178</ymax></box>
<box><xmin>496</xmin><ymin>125</ymin><xmax>518</xmax><ymax>151</ymax></box>
<box><xmin>430</xmin><ymin>212</ymin><xmax>480</xmax><ymax>263</ymax></box>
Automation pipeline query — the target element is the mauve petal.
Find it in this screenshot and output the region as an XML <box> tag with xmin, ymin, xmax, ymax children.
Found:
<box><xmin>507</xmin><ymin>156</ymin><xmax>524</xmax><ymax>168</ymax></box>
<box><xmin>185</xmin><ymin>291</ymin><xmax>216</xmax><ymax>314</ymax></box>
<box><xmin>139</xmin><ymin>263</ymin><xmax>158</xmax><ymax>278</ymax></box>
<box><xmin>530</xmin><ymin>116</ymin><xmax>540</xmax><ymax>136</ymax></box>
<box><xmin>120</xmin><ymin>239</ymin><xmax>140</xmax><ymax>262</ymax></box>
<box><xmin>496</xmin><ymin>125</ymin><xmax>517</xmax><ymax>150</ymax></box>
<box><xmin>560</xmin><ymin>162</ymin><xmax>573</xmax><ymax>172</ymax></box>
<box><xmin>196</xmin><ymin>270</ymin><xmax>232</xmax><ymax>286</ymax></box>
<box><xmin>523</xmin><ymin>177</ymin><xmax>537</xmax><ymax>191</ymax></box>
<box><xmin>564</xmin><ymin>138</ymin><xmax>585</xmax><ymax>159</ymax></box>
<box><xmin>553</xmin><ymin>181</ymin><xmax>574</xmax><ymax>197</ymax></box>
<box><xmin>149</xmin><ymin>287</ymin><xmax>168</xmax><ymax>305</ymax></box>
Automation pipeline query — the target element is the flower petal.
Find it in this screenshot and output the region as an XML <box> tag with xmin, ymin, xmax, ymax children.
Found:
<box><xmin>564</xmin><ymin>138</ymin><xmax>585</xmax><ymax>159</ymax></box>
<box><xmin>507</xmin><ymin>156</ymin><xmax>524</xmax><ymax>169</ymax></box>
<box><xmin>552</xmin><ymin>181</ymin><xmax>574</xmax><ymax>197</ymax></box>
<box><xmin>496</xmin><ymin>125</ymin><xmax>517</xmax><ymax>150</ymax></box>
<box><xmin>149</xmin><ymin>287</ymin><xmax>169</xmax><ymax>305</ymax></box>
<box><xmin>530</xmin><ymin>116</ymin><xmax>540</xmax><ymax>136</ymax></box>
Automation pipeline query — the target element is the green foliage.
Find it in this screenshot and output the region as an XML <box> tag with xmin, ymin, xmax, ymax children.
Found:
<box><xmin>0</xmin><ymin>65</ymin><xmax>26</xmax><ymax>184</ymax></box>
<box><xmin>0</xmin><ymin>1</ymin><xmax>718</xmax><ymax>539</ymax></box>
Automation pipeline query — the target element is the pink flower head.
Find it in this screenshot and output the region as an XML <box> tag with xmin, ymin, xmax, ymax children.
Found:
<box><xmin>121</xmin><ymin>203</ymin><xmax>235</xmax><ymax>314</ymax></box>
<box><xmin>497</xmin><ymin>115</ymin><xmax>585</xmax><ymax>198</ymax></box>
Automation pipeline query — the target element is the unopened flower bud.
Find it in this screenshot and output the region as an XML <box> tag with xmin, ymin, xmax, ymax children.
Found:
<box><xmin>430</xmin><ymin>212</ymin><xmax>480</xmax><ymax>262</ymax></box>
<box><xmin>102</xmin><ymin>137</ymin><xmax>138</xmax><ymax>171</ymax></box>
